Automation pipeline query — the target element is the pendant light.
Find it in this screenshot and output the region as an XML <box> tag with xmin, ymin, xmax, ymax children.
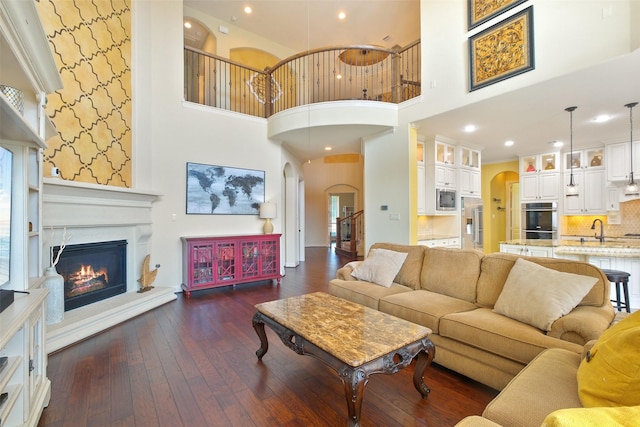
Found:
<box><xmin>565</xmin><ymin>106</ymin><xmax>579</xmax><ymax>196</ymax></box>
<box><xmin>625</xmin><ymin>102</ymin><xmax>639</xmax><ymax>196</ymax></box>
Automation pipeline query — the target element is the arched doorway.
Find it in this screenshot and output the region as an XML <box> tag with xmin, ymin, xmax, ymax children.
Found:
<box><xmin>489</xmin><ymin>171</ymin><xmax>519</xmax><ymax>252</ymax></box>
<box><xmin>183</xmin><ymin>17</ymin><xmax>216</xmax><ymax>54</ymax></box>
<box><xmin>326</xmin><ymin>184</ymin><xmax>359</xmax><ymax>247</ymax></box>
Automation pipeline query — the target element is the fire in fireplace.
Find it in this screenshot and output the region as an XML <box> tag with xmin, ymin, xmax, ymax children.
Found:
<box><xmin>53</xmin><ymin>240</ymin><xmax>127</xmax><ymax>311</ymax></box>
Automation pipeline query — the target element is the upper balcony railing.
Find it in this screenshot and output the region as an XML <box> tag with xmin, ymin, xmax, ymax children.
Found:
<box><xmin>184</xmin><ymin>41</ymin><xmax>421</xmax><ymax>118</ymax></box>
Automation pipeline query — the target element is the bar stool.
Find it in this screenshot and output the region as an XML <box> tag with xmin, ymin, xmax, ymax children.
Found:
<box><xmin>601</xmin><ymin>269</ymin><xmax>631</xmax><ymax>313</ymax></box>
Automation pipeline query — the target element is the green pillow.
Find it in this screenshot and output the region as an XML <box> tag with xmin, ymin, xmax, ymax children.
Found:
<box><xmin>543</xmin><ymin>406</ymin><xmax>640</xmax><ymax>426</ymax></box>
<box><xmin>577</xmin><ymin>310</ymin><xmax>640</xmax><ymax>407</ymax></box>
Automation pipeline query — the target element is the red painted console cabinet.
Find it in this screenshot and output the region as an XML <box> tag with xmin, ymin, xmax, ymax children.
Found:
<box><xmin>181</xmin><ymin>234</ymin><xmax>282</xmax><ymax>297</ymax></box>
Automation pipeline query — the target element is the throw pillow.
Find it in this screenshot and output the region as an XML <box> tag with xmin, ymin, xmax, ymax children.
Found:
<box><xmin>577</xmin><ymin>310</ymin><xmax>640</xmax><ymax>407</ymax></box>
<box><xmin>543</xmin><ymin>406</ymin><xmax>640</xmax><ymax>427</ymax></box>
<box><xmin>351</xmin><ymin>248</ymin><xmax>408</xmax><ymax>288</ymax></box>
<box><xmin>493</xmin><ymin>258</ymin><xmax>597</xmax><ymax>331</ymax></box>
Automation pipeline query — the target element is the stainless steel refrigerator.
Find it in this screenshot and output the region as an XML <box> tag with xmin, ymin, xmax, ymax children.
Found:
<box><xmin>461</xmin><ymin>197</ymin><xmax>483</xmax><ymax>250</ymax></box>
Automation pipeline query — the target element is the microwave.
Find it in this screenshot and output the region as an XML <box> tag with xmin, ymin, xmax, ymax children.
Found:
<box><xmin>436</xmin><ymin>188</ymin><xmax>456</xmax><ymax>211</ymax></box>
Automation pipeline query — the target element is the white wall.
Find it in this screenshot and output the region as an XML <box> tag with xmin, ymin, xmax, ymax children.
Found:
<box><xmin>363</xmin><ymin>124</ymin><xmax>413</xmax><ymax>249</ymax></box>
<box><xmin>133</xmin><ymin>0</ymin><xmax>286</xmax><ymax>290</ymax></box>
<box><xmin>415</xmin><ymin>0</ymin><xmax>634</xmax><ymax>120</ymax></box>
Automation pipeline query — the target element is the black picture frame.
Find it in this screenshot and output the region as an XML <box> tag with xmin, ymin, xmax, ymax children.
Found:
<box><xmin>469</xmin><ymin>6</ymin><xmax>535</xmax><ymax>92</ymax></box>
<box><xmin>186</xmin><ymin>162</ymin><xmax>265</xmax><ymax>215</ymax></box>
<box><xmin>468</xmin><ymin>0</ymin><xmax>528</xmax><ymax>30</ymax></box>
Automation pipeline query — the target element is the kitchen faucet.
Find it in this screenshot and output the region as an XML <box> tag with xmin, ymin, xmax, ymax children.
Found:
<box><xmin>591</xmin><ymin>219</ymin><xmax>605</xmax><ymax>243</ymax></box>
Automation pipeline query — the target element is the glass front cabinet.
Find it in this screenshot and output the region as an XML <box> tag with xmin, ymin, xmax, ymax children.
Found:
<box><xmin>181</xmin><ymin>234</ymin><xmax>282</xmax><ymax>297</ymax></box>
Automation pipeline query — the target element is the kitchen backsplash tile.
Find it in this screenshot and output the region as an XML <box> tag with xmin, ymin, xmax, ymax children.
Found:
<box><xmin>562</xmin><ymin>199</ymin><xmax>640</xmax><ymax>237</ymax></box>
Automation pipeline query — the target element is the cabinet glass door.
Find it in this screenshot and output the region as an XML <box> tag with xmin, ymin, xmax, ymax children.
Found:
<box><xmin>436</xmin><ymin>142</ymin><xmax>455</xmax><ymax>165</ymax></box>
<box><xmin>521</xmin><ymin>155</ymin><xmax>537</xmax><ymax>173</ymax></box>
<box><xmin>564</xmin><ymin>152</ymin><xmax>581</xmax><ymax>169</ymax></box>
<box><xmin>191</xmin><ymin>243</ymin><xmax>214</xmax><ymax>285</ymax></box>
<box><xmin>260</xmin><ymin>239</ymin><xmax>278</xmax><ymax>276</ymax></box>
<box><xmin>540</xmin><ymin>153</ymin><xmax>557</xmax><ymax>172</ymax></box>
<box><xmin>216</xmin><ymin>242</ymin><xmax>236</xmax><ymax>282</ymax></box>
<box><xmin>240</xmin><ymin>241</ymin><xmax>260</xmax><ymax>279</ymax></box>
<box><xmin>586</xmin><ymin>148</ymin><xmax>603</xmax><ymax>168</ymax></box>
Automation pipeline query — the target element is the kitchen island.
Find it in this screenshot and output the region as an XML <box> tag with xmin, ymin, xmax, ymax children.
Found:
<box><xmin>500</xmin><ymin>238</ymin><xmax>640</xmax><ymax>311</ymax></box>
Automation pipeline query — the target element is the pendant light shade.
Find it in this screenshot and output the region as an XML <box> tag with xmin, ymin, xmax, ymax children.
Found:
<box><xmin>625</xmin><ymin>102</ymin><xmax>639</xmax><ymax>197</ymax></box>
<box><xmin>565</xmin><ymin>106</ymin><xmax>579</xmax><ymax>197</ymax></box>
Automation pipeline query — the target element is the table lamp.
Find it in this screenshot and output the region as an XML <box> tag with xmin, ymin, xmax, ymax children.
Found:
<box><xmin>259</xmin><ymin>202</ymin><xmax>276</xmax><ymax>234</ymax></box>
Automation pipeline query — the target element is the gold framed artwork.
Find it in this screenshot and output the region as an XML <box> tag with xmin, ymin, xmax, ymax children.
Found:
<box><xmin>468</xmin><ymin>0</ymin><xmax>528</xmax><ymax>30</ymax></box>
<box><xmin>469</xmin><ymin>6</ymin><xmax>534</xmax><ymax>91</ymax></box>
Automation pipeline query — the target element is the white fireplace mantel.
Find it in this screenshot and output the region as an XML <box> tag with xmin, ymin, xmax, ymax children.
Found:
<box><xmin>42</xmin><ymin>178</ymin><xmax>176</xmax><ymax>353</ymax></box>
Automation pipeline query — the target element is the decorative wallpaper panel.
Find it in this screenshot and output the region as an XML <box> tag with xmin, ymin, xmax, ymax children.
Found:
<box><xmin>36</xmin><ymin>0</ymin><xmax>132</xmax><ymax>187</ymax></box>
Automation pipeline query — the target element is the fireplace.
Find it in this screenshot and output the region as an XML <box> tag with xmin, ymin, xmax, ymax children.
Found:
<box><xmin>53</xmin><ymin>240</ymin><xmax>127</xmax><ymax>311</ymax></box>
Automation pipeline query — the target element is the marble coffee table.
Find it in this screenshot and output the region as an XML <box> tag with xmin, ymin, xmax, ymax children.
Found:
<box><xmin>252</xmin><ymin>292</ymin><xmax>435</xmax><ymax>427</ymax></box>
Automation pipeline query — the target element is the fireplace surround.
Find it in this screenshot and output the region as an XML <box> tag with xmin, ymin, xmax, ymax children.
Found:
<box><xmin>42</xmin><ymin>178</ymin><xmax>176</xmax><ymax>352</ymax></box>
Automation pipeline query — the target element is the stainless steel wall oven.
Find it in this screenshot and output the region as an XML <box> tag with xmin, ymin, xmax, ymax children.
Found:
<box><xmin>521</xmin><ymin>202</ymin><xmax>558</xmax><ymax>240</ymax></box>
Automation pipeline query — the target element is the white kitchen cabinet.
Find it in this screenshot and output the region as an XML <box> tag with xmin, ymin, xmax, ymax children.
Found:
<box><xmin>520</xmin><ymin>153</ymin><xmax>560</xmax><ymax>201</ymax></box>
<box><xmin>459</xmin><ymin>145</ymin><xmax>481</xmax><ymax>197</ymax></box>
<box><xmin>419</xmin><ymin>238</ymin><xmax>460</xmax><ymax>248</ymax></box>
<box><xmin>421</xmin><ymin>137</ymin><xmax>457</xmax><ymax>215</ymax></box>
<box><xmin>521</xmin><ymin>152</ymin><xmax>559</xmax><ymax>174</ymax></box>
<box><xmin>500</xmin><ymin>244</ymin><xmax>553</xmax><ymax>258</ymax></box>
<box><xmin>435</xmin><ymin>165</ymin><xmax>456</xmax><ymax>188</ymax></box>
<box><xmin>520</xmin><ymin>172</ymin><xmax>560</xmax><ymax>201</ymax></box>
<box><xmin>417</xmin><ymin>138</ymin><xmax>425</xmax><ymax>165</ymax></box>
<box><xmin>562</xmin><ymin>169</ymin><xmax>605</xmax><ymax>215</ymax></box>
<box><xmin>563</xmin><ymin>147</ymin><xmax>604</xmax><ymax>171</ymax></box>
<box><xmin>460</xmin><ymin>146</ymin><xmax>481</xmax><ymax>169</ymax></box>
<box><xmin>606</xmin><ymin>186</ymin><xmax>621</xmax><ymax>211</ymax></box>
<box><xmin>460</xmin><ymin>168</ymin><xmax>481</xmax><ymax>197</ymax></box>
<box><xmin>447</xmin><ymin>237</ymin><xmax>460</xmax><ymax>248</ymax></box>
<box><xmin>434</xmin><ymin>140</ymin><xmax>456</xmax><ymax>166</ymax></box>
<box><xmin>606</xmin><ymin>141</ymin><xmax>640</xmax><ymax>182</ymax></box>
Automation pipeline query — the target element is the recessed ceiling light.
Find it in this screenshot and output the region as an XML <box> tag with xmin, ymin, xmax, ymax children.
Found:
<box><xmin>325</xmin><ymin>146</ymin><xmax>332</xmax><ymax>151</ymax></box>
<box><xmin>184</xmin><ymin>21</ymin><xmax>192</xmax><ymax>29</ymax></box>
<box><xmin>244</xmin><ymin>6</ymin><xmax>252</xmax><ymax>14</ymax></box>
<box><xmin>464</xmin><ymin>125</ymin><xmax>476</xmax><ymax>132</ymax></box>
<box><xmin>593</xmin><ymin>114</ymin><xmax>611</xmax><ymax>123</ymax></box>
<box><xmin>338</xmin><ymin>11</ymin><xmax>346</xmax><ymax>20</ymax></box>
<box><xmin>336</xmin><ymin>74</ymin><xmax>342</xmax><ymax>79</ymax></box>
<box><xmin>549</xmin><ymin>140</ymin><xmax>564</xmax><ymax>147</ymax></box>
<box><xmin>504</xmin><ymin>140</ymin><xmax>514</xmax><ymax>147</ymax></box>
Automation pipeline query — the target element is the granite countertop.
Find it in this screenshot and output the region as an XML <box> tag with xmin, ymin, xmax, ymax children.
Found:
<box><xmin>501</xmin><ymin>238</ymin><xmax>640</xmax><ymax>257</ymax></box>
<box><xmin>418</xmin><ymin>234</ymin><xmax>455</xmax><ymax>241</ymax></box>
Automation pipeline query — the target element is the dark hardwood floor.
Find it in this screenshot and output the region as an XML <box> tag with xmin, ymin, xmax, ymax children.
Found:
<box><xmin>38</xmin><ymin>247</ymin><xmax>498</xmax><ymax>427</ymax></box>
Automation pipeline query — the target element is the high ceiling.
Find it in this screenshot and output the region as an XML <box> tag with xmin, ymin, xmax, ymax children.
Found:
<box><xmin>183</xmin><ymin>1</ymin><xmax>640</xmax><ymax>164</ymax></box>
<box><xmin>184</xmin><ymin>0</ymin><xmax>421</xmax><ymax>52</ymax></box>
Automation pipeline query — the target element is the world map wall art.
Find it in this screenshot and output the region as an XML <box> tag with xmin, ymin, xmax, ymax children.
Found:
<box><xmin>186</xmin><ymin>163</ymin><xmax>265</xmax><ymax>215</ymax></box>
<box><xmin>469</xmin><ymin>6</ymin><xmax>534</xmax><ymax>91</ymax></box>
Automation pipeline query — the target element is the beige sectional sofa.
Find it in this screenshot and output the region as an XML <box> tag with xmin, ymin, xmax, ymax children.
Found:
<box><xmin>328</xmin><ymin>243</ymin><xmax>615</xmax><ymax>391</ymax></box>
<box><xmin>456</xmin><ymin>310</ymin><xmax>639</xmax><ymax>427</ymax></box>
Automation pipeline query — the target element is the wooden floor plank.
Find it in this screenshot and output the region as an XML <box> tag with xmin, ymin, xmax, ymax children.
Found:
<box><xmin>39</xmin><ymin>247</ymin><xmax>498</xmax><ymax>427</ymax></box>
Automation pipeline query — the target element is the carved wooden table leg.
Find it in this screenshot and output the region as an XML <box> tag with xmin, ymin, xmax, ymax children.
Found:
<box><xmin>340</xmin><ymin>367</ymin><xmax>368</xmax><ymax>427</ymax></box>
<box><xmin>413</xmin><ymin>338</ymin><xmax>436</xmax><ymax>398</ymax></box>
<box><xmin>252</xmin><ymin>312</ymin><xmax>269</xmax><ymax>360</ymax></box>
<box><xmin>253</xmin><ymin>294</ymin><xmax>435</xmax><ymax>427</ymax></box>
